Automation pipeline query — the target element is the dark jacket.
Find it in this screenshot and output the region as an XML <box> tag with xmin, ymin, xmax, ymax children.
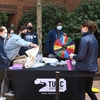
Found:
<box><xmin>46</xmin><ymin>28</ymin><xmax>63</xmax><ymax>55</ymax></box>
<box><xmin>0</xmin><ymin>36</ymin><xmax>9</xmax><ymax>68</ymax></box>
<box><xmin>24</xmin><ymin>32</ymin><xmax>38</xmax><ymax>45</ymax></box>
<box><xmin>73</xmin><ymin>32</ymin><xmax>98</xmax><ymax>72</ymax></box>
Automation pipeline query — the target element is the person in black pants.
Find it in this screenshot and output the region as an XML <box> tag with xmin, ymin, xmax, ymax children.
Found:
<box><xmin>76</xmin><ymin>71</ymin><xmax>97</xmax><ymax>100</ymax></box>
<box><xmin>69</xmin><ymin>20</ymin><xmax>98</xmax><ymax>100</ymax></box>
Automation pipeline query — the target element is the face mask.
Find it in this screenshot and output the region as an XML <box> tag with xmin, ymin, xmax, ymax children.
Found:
<box><xmin>11</xmin><ymin>34</ymin><xmax>14</xmax><ymax>37</ymax></box>
<box><xmin>21</xmin><ymin>33</ymin><xmax>26</xmax><ymax>38</ymax></box>
<box><xmin>57</xmin><ymin>26</ymin><xmax>62</xmax><ymax>30</ymax></box>
<box><xmin>27</xmin><ymin>26</ymin><xmax>33</xmax><ymax>30</ymax></box>
<box><xmin>2</xmin><ymin>33</ymin><xmax>7</xmax><ymax>39</ymax></box>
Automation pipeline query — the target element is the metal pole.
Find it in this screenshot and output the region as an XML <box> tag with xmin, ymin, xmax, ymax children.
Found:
<box><xmin>55</xmin><ymin>71</ymin><xmax>60</xmax><ymax>100</ymax></box>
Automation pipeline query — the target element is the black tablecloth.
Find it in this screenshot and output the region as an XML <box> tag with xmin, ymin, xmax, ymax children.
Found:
<box><xmin>7</xmin><ymin>64</ymin><xmax>77</xmax><ymax>100</ymax></box>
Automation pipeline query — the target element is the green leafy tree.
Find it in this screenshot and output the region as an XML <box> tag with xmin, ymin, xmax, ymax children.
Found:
<box><xmin>18</xmin><ymin>2</ymin><xmax>69</xmax><ymax>43</ymax></box>
<box><xmin>17</xmin><ymin>6</ymin><xmax>37</xmax><ymax>30</ymax></box>
<box><xmin>70</xmin><ymin>0</ymin><xmax>100</xmax><ymax>39</ymax></box>
<box><xmin>69</xmin><ymin>0</ymin><xmax>100</xmax><ymax>55</ymax></box>
<box><xmin>18</xmin><ymin>0</ymin><xmax>100</xmax><ymax>41</ymax></box>
<box><xmin>0</xmin><ymin>11</ymin><xmax>8</xmax><ymax>26</ymax></box>
<box><xmin>18</xmin><ymin>0</ymin><xmax>100</xmax><ymax>55</ymax></box>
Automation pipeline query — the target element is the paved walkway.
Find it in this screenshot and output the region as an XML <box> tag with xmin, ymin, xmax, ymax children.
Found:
<box><xmin>5</xmin><ymin>80</ymin><xmax>100</xmax><ymax>100</ymax></box>
<box><xmin>86</xmin><ymin>80</ymin><xmax>100</xmax><ymax>100</ymax></box>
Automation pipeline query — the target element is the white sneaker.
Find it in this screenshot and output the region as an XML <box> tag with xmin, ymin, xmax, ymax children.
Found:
<box><xmin>0</xmin><ymin>96</ymin><xmax>6</xmax><ymax>100</ymax></box>
<box><xmin>5</xmin><ymin>92</ymin><xmax>14</xmax><ymax>97</ymax></box>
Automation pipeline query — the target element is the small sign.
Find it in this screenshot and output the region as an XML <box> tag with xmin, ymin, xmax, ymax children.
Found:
<box><xmin>34</xmin><ymin>78</ymin><xmax>67</xmax><ymax>92</ymax></box>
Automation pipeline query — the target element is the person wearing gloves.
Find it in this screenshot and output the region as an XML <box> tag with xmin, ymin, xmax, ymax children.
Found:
<box><xmin>69</xmin><ymin>20</ymin><xmax>98</xmax><ymax>100</ymax></box>
<box><xmin>0</xmin><ymin>26</ymin><xmax>9</xmax><ymax>100</ymax></box>
<box><xmin>5</xmin><ymin>25</ymin><xmax>38</xmax><ymax>65</ymax></box>
<box><xmin>46</xmin><ymin>20</ymin><xmax>63</xmax><ymax>58</ymax></box>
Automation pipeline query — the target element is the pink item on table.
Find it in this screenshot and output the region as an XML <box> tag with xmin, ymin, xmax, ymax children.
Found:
<box><xmin>66</xmin><ymin>60</ymin><xmax>73</xmax><ymax>71</ymax></box>
<box><xmin>10</xmin><ymin>64</ymin><xmax>23</xmax><ymax>69</ymax></box>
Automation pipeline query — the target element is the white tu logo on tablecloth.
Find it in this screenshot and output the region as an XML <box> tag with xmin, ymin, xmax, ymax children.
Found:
<box><xmin>34</xmin><ymin>78</ymin><xmax>66</xmax><ymax>92</ymax></box>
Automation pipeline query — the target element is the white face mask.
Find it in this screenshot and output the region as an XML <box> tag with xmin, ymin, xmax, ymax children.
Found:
<box><xmin>2</xmin><ymin>33</ymin><xmax>7</xmax><ymax>39</ymax></box>
<box><xmin>57</xmin><ymin>26</ymin><xmax>62</xmax><ymax>30</ymax></box>
<box><xmin>11</xmin><ymin>33</ymin><xmax>14</xmax><ymax>37</ymax></box>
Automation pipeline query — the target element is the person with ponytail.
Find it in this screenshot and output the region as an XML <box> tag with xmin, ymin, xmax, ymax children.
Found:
<box><xmin>69</xmin><ymin>20</ymin><xmax>98</xmax><ymax>100</ymax></box>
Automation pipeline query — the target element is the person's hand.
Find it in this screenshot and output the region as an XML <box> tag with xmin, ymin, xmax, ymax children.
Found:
<box><xmin>63</xmin><ymin>33</ymin><xmax>67</xmax><ymax>36</ymax></box>
<box><xmin>69</xmin><ymin>53</ymin><xmax>75</xmax><ymax>60</ymax></box>
<box><xmin>30</xmin><ymin>43</ymin><xmax>38</xmax><ymax>48</ymax></box>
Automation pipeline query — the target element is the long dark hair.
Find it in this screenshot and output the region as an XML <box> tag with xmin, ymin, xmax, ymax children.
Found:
<box><xmin>25</xmin><ymin>21</ymin><xmax>34</xmax><ymax>34</ymax></box>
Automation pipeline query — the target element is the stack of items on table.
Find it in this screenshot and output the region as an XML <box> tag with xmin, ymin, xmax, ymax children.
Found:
<box><xmin>10</xmin><ymin>47</ymin><xmax>39</xmax><ymax>69</ymax></box>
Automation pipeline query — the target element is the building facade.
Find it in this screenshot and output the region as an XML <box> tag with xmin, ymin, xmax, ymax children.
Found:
<box><xmin>0</xmin><ymin>0</ymin><xmax>80</xmax><ymax>28</ymax></box>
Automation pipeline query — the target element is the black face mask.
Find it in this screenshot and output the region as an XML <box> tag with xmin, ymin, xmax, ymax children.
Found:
<box><xmin>21</xmin><ymin>33</ymin><xmax>26</xmax><ymax>38</ymax></box>
<box><xmin>27</xmin><ymin>26</ymin><xmax>33</xmax><ymax>30</ymax></box>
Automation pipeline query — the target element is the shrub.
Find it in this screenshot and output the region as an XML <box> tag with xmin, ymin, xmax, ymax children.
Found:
<box><xmin>0</xmin><ymin>11</ymin><xmax>8</xmax><ymax>26</ymax></box>
<box><xmin>18</xmin><ymin>0</ymin><xmax>100</xmax><ymax>56</ymax></box>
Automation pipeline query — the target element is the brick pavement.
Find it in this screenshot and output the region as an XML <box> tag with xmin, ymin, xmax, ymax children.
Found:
<box><xmin>86</xmin><ymin>80</ymin><xmax>100</xmax><ymax>100</ymax></box>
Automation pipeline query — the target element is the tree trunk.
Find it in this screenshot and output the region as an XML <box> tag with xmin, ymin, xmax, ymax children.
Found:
<box><xmin>37</xmin><ymin>0</ymin><xmax>42</xmax><ymax>52</ymax></box>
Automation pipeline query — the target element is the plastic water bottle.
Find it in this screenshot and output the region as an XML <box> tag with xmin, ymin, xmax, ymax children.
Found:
<box><xmin>37</xmin><ymin>52</ymin><xmax>43</xmax><ymax>62</ymax></box>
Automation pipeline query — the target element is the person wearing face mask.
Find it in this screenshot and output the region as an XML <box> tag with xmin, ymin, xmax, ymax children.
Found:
<box><xmin>4</xmin><ymin>26</ymin><xmax>38</xmax><ymax>97</ymax></box>
<box><xmin>46</xmin><ymin>20</ymin><xmax>64</xmax><ymax>58</ymax></box>
<box><xmin>0</xmin><ymin>26</ymin><xmax>9</xmax><ymax>100</ymax></box>
<box><xmin>19</xmin><ymin>22</ymin><xmax>38</xmax><ymax>56</ymax></box>
<box><xmin>24</xmin><ymin>21</ymin><xmax>38</xmax><ymax>49</ymax></box>
<box><xmin>4</xmin><ymin>28</ymin><xmax>15</xmax><ymax>46</ymax></box>
<box><xmin>1</xmin><ymin>28</ymin><xmax>15</xmax><ymax>97</ymax></box>
<box><xmin>18</xmin><ymin>26</ymin><xmax>29</xmax><ymax>55</ymax></box>
<box><xmin>5</xmin><ymin>25</ymin><xmax>38</xmax><ymax>64</ymax></box>
<box><xmin>69</xmin><ymin>20</ymin><xmax>98</xmax><ymax>100</ymax></box>
<box><xmin>2</xmin><ymin>26</ymin><xmax>27</xmax><ymax>97</ymax></box>
<box><xmin>2</xmin><ymin>27</ymin><xmax>26</xmax><ymax>97</ymax></box>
